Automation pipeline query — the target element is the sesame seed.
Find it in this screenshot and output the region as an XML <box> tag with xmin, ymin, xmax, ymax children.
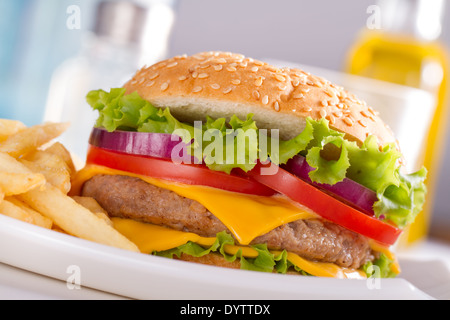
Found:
<box><xmin>275</xmin><ymin>74</ymin><xmax>286</xmax><ymax>82</ymax></box>
<box><xmin>210</xmin><ymin>83</ymin><xmax>220</xmax><ymax>90</ymax></box>
<box><xmin>293</xmin><ymin>94</ymin><xmax>304</xmax><ymax>99</ymax></box>
<box><xmin>138</xmin><ymin>78</ymin><xmax>145</xmax><ymax>85</ymax></box>
<box><xmin>361</xmin><ymin>110</ymin><xmax>370</xmax><ymax>118</ymax></box>
<box><xmin>319</xmin><ymin>110</ymin><xmax>327</xmax><ymax>118</ymax></box>
<box><xmin>239</xmin><ymin>61</ymin><xmax>248</xmax><ymax>68</ymax></box>
<box><xmin>343</xmin><ymin>117</ymin><xmax>354</xmax><ymax>126</ymax></box>
<box><xmin>255</xmin><ymin>77</ymin><xmax>264</xmax><ymax>87</ymax></box>
<box><xmin>192</xmin><ymin>71</ymin><xmax>198</xmax><ymax>78</ymax></box>
<box><xmin>303</xmin><ymin>107</ymin><xmax>313</xmax><ymax>112</ymax></box>
<box><xmin>149</xmin><ymin>73</ymin><xmax>159</xmax><ymax>80</ymax></box>
<box><xmin>251</xmin><ymin>66</ymin><xmax>259</xmax><ymax>73</ymax></box>
<box><xmin>358</xmin><ymin>119</ymin><xmax>367</xmax><ymax>127</ymax></box>
<box><xmin>213</xmin><ymin>65</ymin><xmax>223</xmax><ymax>71</ymax></box>
<box><xmin>333</xmin><ymin>111</ymin><xmax>343</xmax><ymax>118</ymax></box>
<box><xmin>328</xmin><ymin>114</ymin><xmax>336</xmax><ymax>125</ymax></box>
<box><xmin>216</xmin><ymin>58</ymin><xmax>227</xmax><ymax>64</ymax></box>
<box><xmin>231</xmin><ymin>79</ymin><xmax>241</xmax><ymax>85</ymax></box>
<box><xmin>292</xmin><ymin>80</ymin><xmax>300</xmax><ymax>87</ymax></box>
<box><xmin>198</xmin><ymin>73</ymin><xmax>209</xmax><ymax>79</ymax></box>
<box><xmin>273</xmin><ymin>101</ymin><xmax>280</xmax><ymax>111</ymax></box>
<box><xmin>227</xmin><ymin>66</ymin><xmax>237</xmax><ymax>72</ymax></box>
<box><xmin>161</xmin><ymin>82</ymin><xmax>169</xmax><ymax>91</ymax></box>
<box><xmin>146</xmin><ymin>81</ymin><xmax>155</xmax><ymax>87</ymax></box>
<box><xmin>314</xmin><ymin>81</ymin><xmax>323</xmax><ymax>88</ymax></box>
<box><xmin>156</xmin><ymin>62</ymin><xmax>167</xmax><ymax>69</ymax></box>
<box><xmin>254</xmin><ymin>60</ymin><xmax>264</xmax><ymax>66</ymax></box>
<box><xmin>166</xmin><ymin>61</ymin><xmax>178</xmax><ymax>68</ymax></box>
<box><xmin>130</xmin><ymin>80</ymin><xmax>138</xmax><ymax>85</ymax></box>
<box><xmin>252</xmin><ymin>90</ymin><xmax>260</xmax><ymax>100</ymax></box>
<box><xmin>262</xmin><ymin>95</ymin><xmax>269</xmax><ymax>105</ymax></box>
<box><xmin>192</xmin><ymin>86</ymin><xmax>203</xmax><ymax>93</ymax></box>
<box><xmin>321</xmin><ymin>99</ymin><xmax>328</xmax><ymax>107</ymax></box>
<box><xmin>324</xmin><ymin>89</ymin><xmax>334</xmax><ymax>97</ymax></box>
<box><xmin>301</xmin><ymin>88</ymin><xmax>311</xmax><ymax>93</ymax></box>
<box><xmin>223</xmin><ymin>86</ymin><xmax>234</xmax><ymax>94</ymax></box>
<box><xmin>193</xmin><ymin>54</ymin><xmax>206</xmax><ymax>61</ymax></box>
<box><xmin>178</xmin><ymin>75</ymin><xmax>188</xmax><ymax>81</ymax></box>
<box><xmin>278</xmin><ymin>84</ymin><xmax>287</xmax><ymax>91</ymax></box>
<box><xmin>368</xmin><ymin>107</ymin><xmax>379</xmax><ymax>116</ymax></box>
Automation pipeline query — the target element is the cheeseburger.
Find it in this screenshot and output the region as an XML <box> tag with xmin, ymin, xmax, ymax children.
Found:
<box><xmin>71</xmin><ymin>51</ymin><xmax>427</xmax><ymax>279</ymax></box>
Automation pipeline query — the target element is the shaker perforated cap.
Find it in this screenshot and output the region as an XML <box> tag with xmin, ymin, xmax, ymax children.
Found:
<box><xmin>93</xmin><ymin>0</ymin><xmax>148</xmax><ymax>45</ymax></box>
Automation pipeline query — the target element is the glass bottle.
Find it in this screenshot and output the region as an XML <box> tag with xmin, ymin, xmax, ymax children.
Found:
<box><xmin>44</xmin><ymin>0</ymin><xmax>176</xmax><ymax>163</ymax></box>
<box><xmin>346</xmin><ymin>0</ymin><xmax>449</xmax><ymax>244</ymax></box>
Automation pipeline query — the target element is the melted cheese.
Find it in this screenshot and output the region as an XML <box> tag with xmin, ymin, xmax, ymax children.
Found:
<box><xmin>112</xmin><ymin>217</ymin><xmax>366</xmax><ymax>279</ymax></box>
<box><xmin>369</xmin><ymin>239</ymin><xmax>401</xmax><ymax>274</ymax></box>
<box><xmin>71</xmin><ymin>165</ymin><xmax>396</xmax><ymax>279</ymax></box>
<box><xmin>71</xmin><ymin>165</ymin><xmax>317</xmax><ymax>245</ymax></box>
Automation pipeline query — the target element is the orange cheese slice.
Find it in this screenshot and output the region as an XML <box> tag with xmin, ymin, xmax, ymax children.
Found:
<box><xmin>71</xmin><ymin>165</ymin><xmax>317</xmax><ymax>245</ymax></box>
<box><xmin>111</xmin><ymin>217</ymin><xmax>367</xmax><ymax>279</ymax></box>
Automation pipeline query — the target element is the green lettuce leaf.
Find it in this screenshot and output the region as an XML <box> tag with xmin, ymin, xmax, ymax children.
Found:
<box><xmin>202</xmin><ymin>114</ymin><xmax>259</xmax><ymax>174</ymax></box>
<box><xmin>86</xmin><ymin>88</ymin><xmax>427</xmax><ymax>229</ymax></box>
<box><xmin>154</xmin><ymin>231</ymin><xmax>308</xmax><ymax>274</ymax></box>
<box><xmin>362</xmin><ymin>253</ymin><xmax>398</xmax><ymax>278</ymax></box>
<box><xmin>154</xmin><ymin>231</ymin><xmax>399</xmax><ymax>277</ymax></box>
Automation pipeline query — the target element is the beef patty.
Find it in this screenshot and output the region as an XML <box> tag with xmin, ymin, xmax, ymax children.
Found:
<box><xmin>81</xmin><ymin>174</ymin><xmax>374</xmax><ymax>269</ymax></box>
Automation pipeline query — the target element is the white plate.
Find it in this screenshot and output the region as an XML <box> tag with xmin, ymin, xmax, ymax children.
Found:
<box><xmin>0</xmin><ymin>214</ymin><xmax>438</xmax><ymax>300</ymax></box>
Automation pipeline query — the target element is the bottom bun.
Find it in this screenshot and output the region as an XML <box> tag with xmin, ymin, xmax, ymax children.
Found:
<box><xmin>175</xmin><ymin>253</ymin><xmax>301</xmax><ymax>275</ymax></box>
<box><xmin>176</xmin><ymin>253</ymin><xmax>241</xmax><ymax>269</ymax></box>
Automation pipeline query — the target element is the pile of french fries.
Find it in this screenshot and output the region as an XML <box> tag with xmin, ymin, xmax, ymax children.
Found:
<box><xmin>0</xmin><ymin>119</ymin><xmax>139</xmax><ymax>252</ymax></box>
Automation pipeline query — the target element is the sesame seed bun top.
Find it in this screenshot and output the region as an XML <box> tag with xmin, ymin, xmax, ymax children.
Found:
<box><xmin>123</xmin><ymin>51</ymin><xmax>397</xmax><ymax>147</ymax></box>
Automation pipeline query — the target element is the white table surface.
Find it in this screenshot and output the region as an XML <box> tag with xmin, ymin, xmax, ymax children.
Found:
<box><xmin>0</xmin><ymin>237</ymin><xmax>449</xmax><ymax>300</ymax></box>
<box><xmin>0</xmin><ymin>262</ymin><xmax>128</xmax><ymax>300</ymax></box>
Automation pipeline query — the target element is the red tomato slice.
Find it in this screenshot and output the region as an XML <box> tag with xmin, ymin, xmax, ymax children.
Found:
<box><xmin>86</xmin><ymin>145</ymin><xmax>276</xmax><ymax>197</ymax></box>
<box><xmin>247</xmin><ymin>162</ymin><xmax>402</xmax><ymax>245</ymax></box>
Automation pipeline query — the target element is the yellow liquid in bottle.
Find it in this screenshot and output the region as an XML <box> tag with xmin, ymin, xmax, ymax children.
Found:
<box><xmin>346</xmin><ymin>31</ymin><xmax>449</xmax><ymax>244</ymax></box>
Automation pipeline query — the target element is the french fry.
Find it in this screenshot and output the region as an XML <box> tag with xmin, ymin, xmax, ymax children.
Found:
<box><xmin>0</xmin><ymin>199</ymin><xmax>34</xmax><ymax>224</ymax></box>
<box><xmin>44</xmin><ymin>142</ymin><xmax>77</xmax><ymax>177</ymax></box>
<box><xmin>0</xmin><ymin>171</ymin><xmax>46</xmax><ymax>196</ymax></box>
<box><xmin>20</xmin><ymin>159</ymin><xmax>71</xmax><ymax>194</ymax></box>
<box><xmin>20</xmin><ymin>149</ymin><xmax>72</xmax><ymax>194</ymax></box>
<box><xmin>18</xmin><ymin>183</ymin><xmax>139</xmax><ymax>252</ymax></box>
<box><xmin>0</xmin><ymin>119</ymin><xmax>26</xmax><ymax>142</ymax></box>
<box><xmin>0</xmin><ymin>122</ymin><xmax>69</xmax><ymax>158</ymax></box>
<box><xmin>0</xmin><ymin>152</ymin><xmax>46</xmax><ymax>195</ymax></box>
<box><xmin>24</xmin><ymin>149</ymin><xmax>71</xmax><ymax>172</ymax></box>
<box><xmin>71</xmin><ymin>196</ymin><xmax>113</xmax><ymax>226</ymax></box>
<box><xmin>6</xmin><ymin>197</ymin><xmax>52</xmax><ymax>229</ymax></box>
